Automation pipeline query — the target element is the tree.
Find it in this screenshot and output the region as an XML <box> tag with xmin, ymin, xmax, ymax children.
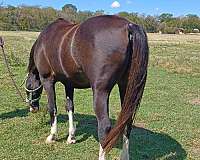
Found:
<box><xmin>144</xmin><ymin>15</ymin><xmax>158</xmax><ymax>32</ymax></box>
<box><xmin>159</xmin><ymin>13</ymin><xmax>173</xmax><ymax>22</ymax></box>
<box><xmin>186</xmin><ymin>14</ymin><xmax>198</xmax><ymax>18</ymax></box>
<box><xmin>61</xmin><ymin>4</ymin><xmax>78</xmax><ymax>22</ymax></box>
<box><xmin>94</xmin><ymin>10</ymin><xmax>104</xmax><ymax>16</ymax></box>
<box><xmin>0</xmin><ymin>4</ymin><xmax>200</xmax><ymax>33</ymax></box>
<box><xmin>62</xmin><ymin>4</ymin><xmax>77</xmax><ymax>13</ymax></box>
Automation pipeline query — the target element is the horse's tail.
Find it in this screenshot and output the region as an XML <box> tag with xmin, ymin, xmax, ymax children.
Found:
<box><xmin>27</xmin><ymin>40</ymin><xmax>38</xmax><ymax>74</ymax></box>
<box><xmin>102</xmin><ymin>23</ymin><xmax>149</xmax><ymax>152</ymax></box>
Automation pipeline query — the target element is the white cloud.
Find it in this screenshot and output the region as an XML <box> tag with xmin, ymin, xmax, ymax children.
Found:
<box><xmin>111</xmin><ymin>1</ymin><xmax>120</xmax><ymax>8</ymax></box>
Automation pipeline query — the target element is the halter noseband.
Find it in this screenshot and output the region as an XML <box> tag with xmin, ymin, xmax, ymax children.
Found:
<box><xmin>25</xmin><ymin>84</ymin><xmax>43</xmax><ymax>104</ymax></box>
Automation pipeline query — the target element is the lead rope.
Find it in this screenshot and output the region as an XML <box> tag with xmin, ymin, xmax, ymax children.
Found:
<box><xmin>0</xmin><ymin>36</ymin><xmax>26</xmax><ymax>103</ymax></box>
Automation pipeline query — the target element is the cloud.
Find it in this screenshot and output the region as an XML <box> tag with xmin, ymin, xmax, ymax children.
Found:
<box><xmin>111</xmin><ymin>1</ymin><xmax>120</xmax><ymax>8</ymax></box>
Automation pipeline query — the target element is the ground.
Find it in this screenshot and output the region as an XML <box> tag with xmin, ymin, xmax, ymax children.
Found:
<box><xmin>0</xmin><ymin>31</ymin><xmax>200</xmax><ymax>160</ymax></box>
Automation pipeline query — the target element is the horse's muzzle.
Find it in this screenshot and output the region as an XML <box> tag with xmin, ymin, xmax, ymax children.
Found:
<box><xmin>29</xmin><ymin>101</ymin><xmax>39</xmax><ymax>113</ymax></box>
<box><xmin>29</xmin><ymin>106</ymin><xmax>39</xmax><ymax>113</ymax></box>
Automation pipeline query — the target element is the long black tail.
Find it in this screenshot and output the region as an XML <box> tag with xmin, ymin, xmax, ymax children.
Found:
<box><xmin>102</xmin><ymin>23</ymin><xmax>149</xmax><ymax>152</ymax></box>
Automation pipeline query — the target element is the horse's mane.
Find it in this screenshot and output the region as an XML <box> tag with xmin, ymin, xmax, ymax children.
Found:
<box><xmin>27</xmin><ymin>39</ymin><xmax>41</xmax><ymax>79</ymax></box>
<box><xmin>27</xmin><ymin>39</ymin><xmax>37</xmax><ymax>73</ymax></box>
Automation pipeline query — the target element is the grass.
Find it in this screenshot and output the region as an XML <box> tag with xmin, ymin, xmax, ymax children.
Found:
<box><xmin>0</xmin><ymin>31</ymin><xmax>200</xmax><ymax>160</ymax></box>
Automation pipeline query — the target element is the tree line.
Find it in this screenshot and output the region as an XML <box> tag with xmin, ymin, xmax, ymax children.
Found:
<box><xmin>0</xmin><ymin>4</ymin><xmax>200</xmax><ymax>33</ymax></box>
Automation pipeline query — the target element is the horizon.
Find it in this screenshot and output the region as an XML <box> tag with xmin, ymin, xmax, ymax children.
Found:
<box><xmin>2</xmin><ymin>0</ymin><xmax>200</xmax><ymax>17</ymax></box>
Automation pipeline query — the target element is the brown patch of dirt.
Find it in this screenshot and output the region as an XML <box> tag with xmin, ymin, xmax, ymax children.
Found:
<box><xmin>191</xmin><ymin>139</ymin><xmax>200</xmax><ymax>157</ymax></box>
<box><xmin>134</xmin><ymin>122</ymin><xmax>146</xmax><ymax>128</ymax></box>
<box><xmin>190</xmin><ymin>98</ymin><xmax>200</xmax><ymax>105</ymax></box>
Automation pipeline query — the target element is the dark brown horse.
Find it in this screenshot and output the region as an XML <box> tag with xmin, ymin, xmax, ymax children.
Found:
<box><xmin>25</xmin><ymin>15</ymin><xmax>149</xmax><ymax>159</ymax></box>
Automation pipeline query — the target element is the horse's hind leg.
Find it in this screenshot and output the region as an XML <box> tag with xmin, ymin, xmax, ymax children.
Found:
<box><xmin>118</xmin><ymin>80</ymin><xmax>131</xmax><ymax>160</ymax></box>
<box><xmin>41</xmin><ymin>78</ymin><xmax>57</xmax><ymax>143</ymax></box>
<box><xmin>93</xmin><ymin>87</ymin><xmax>111</xmax><ymax>160</ymax></box>
<box><xmin>64</xmin><ymin>82</ymin><xmax>76</xmax><ymax>144</ymax></box>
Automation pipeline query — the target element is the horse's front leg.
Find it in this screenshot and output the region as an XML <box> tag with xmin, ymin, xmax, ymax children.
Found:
<box><xmin>42</xmin><ymin>79</ymin><xmax>57</xmax><ymax>143</ymax></box>
<box><xmin>64</xmin><ymin>83</ymin><xmax>76</xmax><ymax>144</ymax></box>
<box><xmin>93</xmin><ymin>88</ymin><xmax>111</xmax><ymax>160</ymax></box>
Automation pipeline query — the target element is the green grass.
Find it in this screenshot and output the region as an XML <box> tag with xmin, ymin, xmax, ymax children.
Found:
<box><xmin>0</xmin><ymin>31</ymin><xmax>200</xmax><ymax>159</ymax></box>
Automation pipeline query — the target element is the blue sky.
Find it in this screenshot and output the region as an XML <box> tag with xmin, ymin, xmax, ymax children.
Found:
<box><xmin>3</xmin><ymin>0</ymin><xmax>200</xmax><ymax>16</ymax></box>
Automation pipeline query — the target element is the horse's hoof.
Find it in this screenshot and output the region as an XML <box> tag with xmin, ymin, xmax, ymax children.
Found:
<box><xmin>120</xmin><ymin>152</ymin><xmax>129</xmax><ymax>160</ymax></box>
<box><xmin>67</xmin><ymin>137</ymin><xmax>76</xmax><ymax>144</ymax></box>
<box><xmin>30</xmin><ymin>107</ymin><xmax>39</xmax><ymax>113</ymax></box>
<box><xmin>45</xmin><ymin>135</ymin><xmax>56</xmax><ymax>144</ymax></box>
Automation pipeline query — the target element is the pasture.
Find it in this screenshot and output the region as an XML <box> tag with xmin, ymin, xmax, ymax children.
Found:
<box><xmin>0</xmin><ymin>31</ymin><xmax>200</xmax><ymax>159</ymax></box>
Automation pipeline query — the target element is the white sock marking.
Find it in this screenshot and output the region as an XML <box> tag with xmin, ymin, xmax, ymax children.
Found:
<box><xmin>120</xmin><ymin>135</ymin><xmax>129</xmax><ymax>160</ymax></box>
<box><xmin>67</xmin><ymin>110</ymin><xmax>76</xmax><ymax>144</ymax></box>
<box><xmin>51</xmin><ymin>116</ymin><xmax>57</xmax><ymax>135</ymax></box>
<box><xmin>99</xmin><ymin>144</ymin><xmax>106</xmax><ymax>160</ymax></box>
<box><xmin>46</xmin><ymin>116</ymin><xmax>57</xmax><ymax>143</ymax></box>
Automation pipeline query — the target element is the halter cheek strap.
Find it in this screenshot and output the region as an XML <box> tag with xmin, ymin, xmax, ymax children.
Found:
<box><xmin>24</xmin><ymin>84</ymin><xmax>43</xmax><ymax>92</ymax></box>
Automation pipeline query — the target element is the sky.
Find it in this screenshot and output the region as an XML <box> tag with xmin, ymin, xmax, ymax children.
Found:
<box><xmin>2</xmin><ymin>0</ymin><xmax>200</xmax><ymax>16</ymax></box>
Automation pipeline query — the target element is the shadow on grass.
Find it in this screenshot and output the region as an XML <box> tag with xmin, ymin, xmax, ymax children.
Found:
<box><xmin>0</xmin><ymin>110</ymin><xmax>187</xmax><ymax>159</ymax></box>
<box><xmin>58</xmin><ymin>113</ymin><xmax>187</xmax><ymax>160</ymax></box>
<box><xmin>130</xmin><ymin>127</ymin><xmax>187</xmax><ymax>160</ymax></box>
<box><xmin>0</xmin><ymin>108</ymin><xmax>28</xmax><ymax>120</ymax></box>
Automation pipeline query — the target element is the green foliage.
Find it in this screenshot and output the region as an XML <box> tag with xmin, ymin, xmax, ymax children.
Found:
<box><xmin>159</xmin><ymin>13</ymin><xmax>173</xmax><ymax>23</ymax></box>
<box><xmin>0</xmin><ymin>6</ymin><xmax>59</xmax><ymax>31</ymax></box>
<box><xmin>62</xmin><ymin>4</ymin><xmax>77</xmax><ymax>13</ymax></box>
<box><xmin>144</xmin><ymin>15</ymin><xmax>159</xmax><ymax>33</ymax></box>
<box><xmin>0</xmin><ymin>4</ymin><xmax>200</xmax><ymax>33</ymax></box>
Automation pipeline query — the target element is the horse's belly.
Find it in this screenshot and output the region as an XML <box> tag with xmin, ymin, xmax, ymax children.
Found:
<box><xmin>69</xmin><ymin>71</ymin><xmax>90</xmax><ymax>89</ymax></box>
<box><xmin>56</xmin><ymin>70</ymin><xmax>90</xmax><ymax>89</ymax></box>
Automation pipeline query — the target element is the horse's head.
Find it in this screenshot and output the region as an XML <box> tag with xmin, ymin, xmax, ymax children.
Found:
<box><xmin>25</xmin><ymin>72</ymin><xmax>43</xmax><ymax>113</ymax></box>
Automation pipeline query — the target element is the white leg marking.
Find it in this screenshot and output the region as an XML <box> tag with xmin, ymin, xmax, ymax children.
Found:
<box><xmin>67</xmin><ymin>110</ymin><xmax>76</xmax><ymax>144</ymax></box>
<box><xmin>99</xmin><ymin>144</ymin><xmax>106</xmax><ymax>160</ymax></box>
<box><xmin>120</xmin><ymin>135</ymin><xmax>129</xmax><ymax>160</ymax></box>
<box><xmin>46</xmin><ymin>116</ymin><xmax>57</xmax><ymax>143</ymax></box>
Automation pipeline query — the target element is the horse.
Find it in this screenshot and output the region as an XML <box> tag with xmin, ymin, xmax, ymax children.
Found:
<box><xmin>25</xmin><ymin>15</ymin><xmax>149</xmax><ymax>160</ymax></box>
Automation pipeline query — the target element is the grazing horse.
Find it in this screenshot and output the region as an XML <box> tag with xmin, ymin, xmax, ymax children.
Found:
<box><xmin>25</xmin><ymin>15</ymin><xmax>149</xmax><ymax>159</ymax></box>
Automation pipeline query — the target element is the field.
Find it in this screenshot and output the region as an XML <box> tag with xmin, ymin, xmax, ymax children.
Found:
<box><xmin>0</xmin><ymin>31</ymin><xmax>200</xmax><ymax>160</ymax></box>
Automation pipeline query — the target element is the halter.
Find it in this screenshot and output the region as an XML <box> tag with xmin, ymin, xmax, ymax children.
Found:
<box><xmin>24</xmin><ymin>84</ymin><xmax>43</xmax><ymax>93</ymax></box>
<box><xmin>22</xmin><ymin>74</ymin><xmax>43</xmax><ymax>104</ymax></box>
<box><xmin>25</xmin><ymin>84</ymin><xmax>43</xmax><ymax>104</ymax></box>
